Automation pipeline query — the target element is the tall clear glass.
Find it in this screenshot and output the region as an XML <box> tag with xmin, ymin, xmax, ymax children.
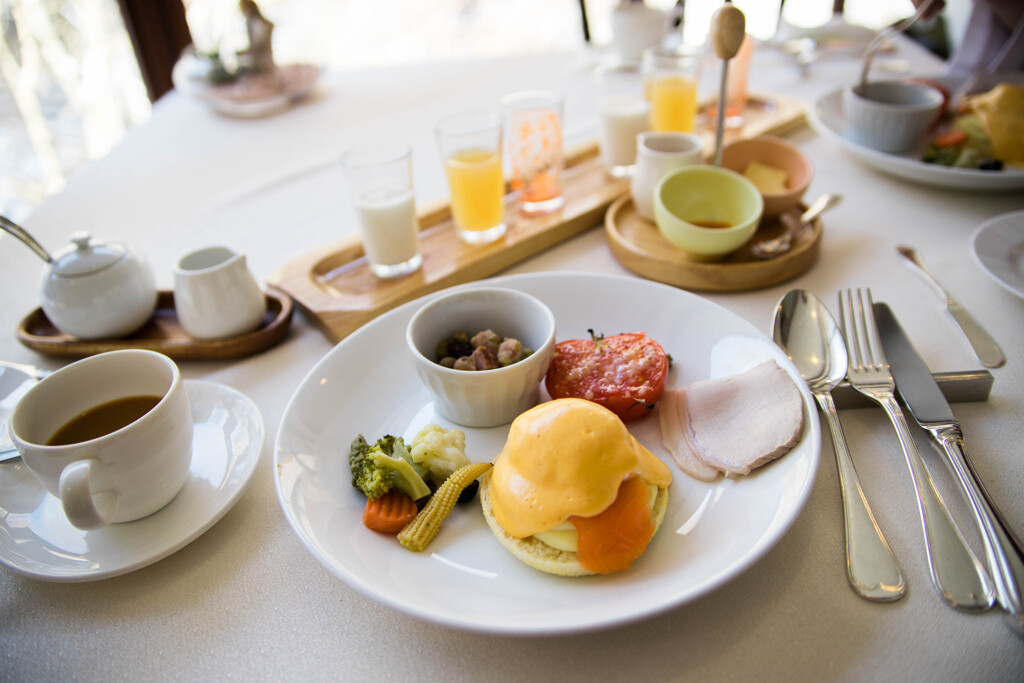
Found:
<box><xmin>643</xmin><ymin>45</ymin><xmax>701</xmax><ymax>134</ymax></box>
<box><xmin>340</xmin><ymin>141</ymin><xmax>422</xmax><ymax>279</ymax></box>
<box><xmin>501</xmin><ymin>90</ymin><xmax>565</xmax><ymax>215</ymax></box>
<box><xmin>435</xmin><ymin>112</ymin><xmax>507</xmax><ymax>244</ymax></box>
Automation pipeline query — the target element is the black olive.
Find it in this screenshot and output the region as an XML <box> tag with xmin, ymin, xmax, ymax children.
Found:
<box><xmin>447</xmin><ymin>339</ymin><xmax>474</xmax><ymax>358</ymax></box>
<box><xmin>979</xmin><ymin>159</ymin><xmax>1004</xmax><ymax>171</ymax></box>
<box><xmin>456</xmin><ymin>479</ymin><xmax>480</xmax><ymax>504</ymax></box>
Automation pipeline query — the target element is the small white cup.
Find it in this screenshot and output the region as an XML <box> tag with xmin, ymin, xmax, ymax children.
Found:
<box><xmin>631</xmin><ymin>131</ymin><xmax>705</xmax><ymax>221</ymax></box>
<box><xmin>10</xmin><ymin>350</ymin><xmax>193</xmax><ymax>530</ymax></box>
<box><xmin>842</xmin><ymin>80</ymin><xmax>943</xmax><ymax>153</ymax></box>
<box><xmin>174</xmin><ymin>246</ymin><xmax>266</xmax><ymax>340</ymax></box>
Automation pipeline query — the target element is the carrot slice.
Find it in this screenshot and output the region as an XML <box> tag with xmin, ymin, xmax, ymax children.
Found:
<box><xmin>362</xmin><ymin>490</ymin><xmax>418</xmax><ymax>534</ymax></box>
<box><xmin>571</xmin><ymin>475</ymin><xmax>655</xmax><ymax>574</ymax></box>
<box><xmin>932</xmin><ymin>129</ymin><xmax>968</xmax><ymax>148</ymax></box>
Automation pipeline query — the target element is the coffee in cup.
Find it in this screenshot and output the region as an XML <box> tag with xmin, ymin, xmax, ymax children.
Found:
<box><xmin>10</xmin><ymin>349</ymin><xmax>193</xmax><ymax>530</ymax></box>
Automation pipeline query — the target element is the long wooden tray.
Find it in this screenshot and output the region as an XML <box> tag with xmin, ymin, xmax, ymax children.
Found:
<box><xmin>16</xmin><ymin>290</ymin><xmax>293</xmax><ymax>360</ymax></box>
<box><xmin>269</xmin><ymin>93</ymin><xmax>807</xmax><ymax>343</ymax></box>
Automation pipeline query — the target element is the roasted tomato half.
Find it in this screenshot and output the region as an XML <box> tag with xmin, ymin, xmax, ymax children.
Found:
<box><xmin>544</xmin><ymin>331</ymin><xmax>669</xmax><ymax>421</ymax></box>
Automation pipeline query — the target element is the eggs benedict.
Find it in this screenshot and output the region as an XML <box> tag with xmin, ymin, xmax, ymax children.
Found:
<box><xmin>480</xmin><ymin>398</ymin><xmax>672</xmax><ymax>576</ymax></box>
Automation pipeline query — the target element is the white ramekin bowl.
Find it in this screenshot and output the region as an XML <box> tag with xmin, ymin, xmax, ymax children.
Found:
<box><xmin>842</xmin><ymin>80</ymin><xmax>943</xmax><ymax>153</ymax></box>
<box><xmin>406</xmin><ymin>287</ymin><xmax>556</xmax><ymax>428</ymax></box>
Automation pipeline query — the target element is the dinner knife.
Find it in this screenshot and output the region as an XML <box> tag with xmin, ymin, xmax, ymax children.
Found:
<box><xmin>875</xmin><ymin>302</ymin><xmax>1024</xmax><ymax>635</ymax></box>
<box><xmin>896</xmin><ymin>245</ymin><xmax>1006</xmax><ymax>368</ymax></box>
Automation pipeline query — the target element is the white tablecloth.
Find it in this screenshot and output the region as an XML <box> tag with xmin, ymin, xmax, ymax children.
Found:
<box><xmin>2</xmin><ymin>36</ymin><xmax>1023</xmax><ymax>680</ymax></box>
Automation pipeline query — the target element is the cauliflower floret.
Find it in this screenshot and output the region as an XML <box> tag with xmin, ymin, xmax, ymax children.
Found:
<box><xmin>410</xmin><ymin>424</ymin><xmax>471</xmax><ymax>484</ymax></box>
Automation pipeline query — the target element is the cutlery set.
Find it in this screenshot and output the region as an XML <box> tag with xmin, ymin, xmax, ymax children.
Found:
<box><xmin>775</xmin><ymin>285</ymin><xmax>1023</xmax><ymax>636</ymax></box>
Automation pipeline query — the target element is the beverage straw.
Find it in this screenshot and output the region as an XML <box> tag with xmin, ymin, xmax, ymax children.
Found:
<box><xmin>709</xmin><ymin>1</ymin><xmax>746</xmax><ymax>166</ymax></box>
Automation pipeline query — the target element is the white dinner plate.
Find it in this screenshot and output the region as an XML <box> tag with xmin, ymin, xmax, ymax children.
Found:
<box><xmin>274</xmin><ymin>272</ymin><xmax>821</xmax><ymax>635</ymax></box>
<box><xmin>808</xmin><ymin>85</ymin><xmax>1024</xmax><ymax>191</ymax></box>
<box><xmin>0</xmin><ymin>380</ymin><xmax>264</xmax><ymax>582</ymax></box>
<box><xmin>972</xmin><ymin>210</ymin><xmax>1024</xmax><ymax>299</ymax></box>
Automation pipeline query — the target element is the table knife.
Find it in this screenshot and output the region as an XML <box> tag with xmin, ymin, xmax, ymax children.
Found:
<box><xmin>876</xmin><ymin>302</ymin><xmax>1024</xmax><ymax>636</ymax></box>
<box><xmin>896</xmin><ymin>245</ymin><xmax>1006</xmax><ymax>368</ymax></box>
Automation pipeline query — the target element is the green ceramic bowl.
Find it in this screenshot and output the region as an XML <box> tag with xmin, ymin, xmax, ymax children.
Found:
<box><xmin>654</xmin><ymin>166</ymin><xmax>764</xmax><ymax>261</ymax></box>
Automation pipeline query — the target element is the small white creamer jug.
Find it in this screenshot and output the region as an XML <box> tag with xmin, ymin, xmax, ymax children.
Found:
<box><xmin>630</xmin><ymin>131</ymin><xmax>705</xmax><ymax>221</ymax></box>
<box><xmin>174</xmin><ymin>246</ymin><xmax>266</xmax><ymax>340</ymax></box>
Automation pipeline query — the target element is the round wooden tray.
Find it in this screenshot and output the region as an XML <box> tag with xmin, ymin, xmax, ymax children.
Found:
<box><xmin>604</xmin><ymin>194</ymin><xmax>823</xmax><ymax>291</ymax></box>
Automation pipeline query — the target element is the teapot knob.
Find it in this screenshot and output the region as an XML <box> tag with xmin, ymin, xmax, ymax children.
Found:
<box><xmin>70</xmin><ymin>231</ymin><xmax>93</xmax><ymax>249</ymax></box>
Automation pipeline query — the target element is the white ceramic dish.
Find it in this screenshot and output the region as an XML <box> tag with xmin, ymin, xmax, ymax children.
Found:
<box><xmin>972</xmin><ymin>210</ymin><xmax>1024</xmax><ymax>299</ymax></box>
<box><xmin>0</xmin><ymin>380</ymin><xmax>263</xmax><ymax>582</ymax></box>
<box><xmin>809</xmin><ymin>85</ymin><xmax>1024</xmax><ymax>191</ymax></box>
<box><xmin>406</xmin><ymin>287</ymin><xmax>556</xmax><ymax>428</ymax></box>
<box><xmin>275</xmin><ymin>272</ymin><xmax>821</xmax><ymax>635</ymax></box>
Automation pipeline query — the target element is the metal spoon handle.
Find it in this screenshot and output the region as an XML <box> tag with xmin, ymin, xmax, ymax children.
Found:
<box><xmin>816</xmin><ymin>391</ymin><xmax>905</xmax><ymax>601</ymax></box>
<box><xmin>860</xmin><ymin>0</ymin><xmax>935</xmax><ymax>88</ymax></box>
<box><xmin>800</xmin><ymin>192</ymin><xmax>842</xmax><ymax>224</ymax></box>
<box><xmin>0</xmin><ymin>214</ymin><xmax>53</xmax><ymax>263</ymax></box>
<box><xmin>878</xmin><ymin>395</ymin><xmax>995</xmax><ymax>610</ymax></box>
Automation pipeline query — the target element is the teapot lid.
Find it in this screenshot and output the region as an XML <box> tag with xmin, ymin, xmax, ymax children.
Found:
<box><xmin>50</xmin><ymin>231</ymin><xmax>127</xmax><ymax>277</ymax></box>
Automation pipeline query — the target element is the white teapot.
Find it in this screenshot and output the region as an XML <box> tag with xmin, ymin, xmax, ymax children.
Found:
<box><xmin>40</xmin><ymin>231</ymin><xmax>158</xmax><ymax>340</ymax></box>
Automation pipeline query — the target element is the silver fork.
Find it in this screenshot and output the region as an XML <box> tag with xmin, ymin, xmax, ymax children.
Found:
<box><xmin>839</xmin><ymin>288</ymin><xmax>995</xmax><ymax>611</ymax></box>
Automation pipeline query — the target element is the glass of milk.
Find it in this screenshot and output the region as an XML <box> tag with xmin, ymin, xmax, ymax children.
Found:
<box><xmin>599</xmin><ymin>95</ymin><xmax>651</xmax><ymax>178</ymax></box>
<box><xmin>340</xmin><ymin>141</ymin><xmax>422</xmax><ymax>279</ymax></box>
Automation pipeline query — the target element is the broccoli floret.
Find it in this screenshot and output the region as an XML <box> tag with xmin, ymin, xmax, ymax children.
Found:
<box><xmin>369</xmin><ymin>443</ymin><xmax>431</xmax><ymax>501</ymax></box>
<box><xmin>349</xmin><ymin>434</ymin><xmax>395</xmax><ymax>500</ymax></box>
<box><xmin>349</xmin><ymin>434</ymin><xmax>434</xmax><ymax>501</ymax></box>
<box><xmin>410</xmin><ymin>425</ymin><xmax>472</xmax><ymax>485</ymax></box>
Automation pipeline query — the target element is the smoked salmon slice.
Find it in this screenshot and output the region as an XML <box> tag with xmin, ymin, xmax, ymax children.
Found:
<box><xmin>572</xmin><ymin>475</ymin><xmax>655</xmax><ymax>574</ymax></box>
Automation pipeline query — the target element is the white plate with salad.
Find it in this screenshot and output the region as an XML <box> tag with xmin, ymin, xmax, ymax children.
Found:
<box><xmin>810</xmin><ymin>81</ymin><xmax>1024</xmax><ymax>191</ymax></box>
<box><xmin>273</xmin><ymin>272</ymin><xmax>820</xmax><ymax>635</ymax></box>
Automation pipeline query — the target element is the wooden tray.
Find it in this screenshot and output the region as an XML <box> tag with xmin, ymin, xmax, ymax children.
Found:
<box><xmin>269</xmin><ymin>93</ymin><xmax>807</xmax><ymax>343</ymax></box>
<box><xmin>604</xmin><ymin>194</ymin><xmax>823</xmax><ymax>292</ymax></box>
<box><xmin>696</xmin><ymin>93</ymin><xmax>807</xmax><ymax>154</ymax></box>
<box><xmin>16</xmin><ymin>290</ymin><xmax>293</xmax><ymax>360</ymax></box>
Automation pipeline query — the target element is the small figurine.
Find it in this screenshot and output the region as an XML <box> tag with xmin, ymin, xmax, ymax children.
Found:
<box><xmin>239</xmin><ymin>0</ymin><xmax>275</xmax><ymax>74</ymax></box>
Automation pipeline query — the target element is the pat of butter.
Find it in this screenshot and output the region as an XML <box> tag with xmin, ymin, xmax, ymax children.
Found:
<box><xmin>743</xmin><ymin>161</ymin><xmax>789</xmax><ymax>194</ymax></box>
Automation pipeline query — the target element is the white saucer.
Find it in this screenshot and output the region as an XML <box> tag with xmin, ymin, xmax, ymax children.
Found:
<box><xmin>0</xmin><ymin>380</ymin><xmax>264</xmax><ymax>582</ymax></box>
<box><xmin>972</xmin><ymin>210</ymin><xmax>1024</xmax><ymax>299</ymax></box>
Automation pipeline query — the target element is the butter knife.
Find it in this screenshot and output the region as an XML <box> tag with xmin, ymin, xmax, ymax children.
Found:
<box><xmin>876</xmin><ymin>302</ymin><xmax>1024</xmax><ymax>636</ymax></box>
<box><xmin>896</xmin><ymin>245</ymin><xmax>1006</xmax><ymax>368</ymax></box>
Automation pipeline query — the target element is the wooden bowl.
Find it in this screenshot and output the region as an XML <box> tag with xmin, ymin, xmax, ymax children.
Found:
<box><xmin>721</xmin><ymin>135</ymin><xmax>813</xmax><ymax>219</ymax></box>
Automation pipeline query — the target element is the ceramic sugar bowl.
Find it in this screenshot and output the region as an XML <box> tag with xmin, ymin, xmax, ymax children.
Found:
<box><xmin>41</xmin><ymin>231</ymin><xmax>158</xmax><ymax>340</ymax></box>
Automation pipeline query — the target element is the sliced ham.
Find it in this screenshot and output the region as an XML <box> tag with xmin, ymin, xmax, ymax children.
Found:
<box><xmin>660</xmin><ymin>360</ymin><xmax>805</xmax><ymax>479</ymax></box>
<box><xmin>659</xmin><ymin>387</ymin><xmax>720</xmax><ymax>482</ymax></box>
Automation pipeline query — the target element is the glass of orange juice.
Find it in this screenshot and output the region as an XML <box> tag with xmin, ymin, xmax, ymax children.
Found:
<box><xmin>642</xmin><ymin>45</ymin><xmax>700</xmax><ymax>134</ymax></box>
<box><xmin>436</xmin><ymin>112</ymin><xmax>506</xmax><ymax>245</ymax></box>
<box><xmin>501</xmin><ymin>90</ymin><xmax>564</xmax><ymax>215</ymax></box>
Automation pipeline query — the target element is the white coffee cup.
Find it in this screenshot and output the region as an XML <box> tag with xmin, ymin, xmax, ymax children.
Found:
<box><xmin>174</xmin><ymin>246</ymin><xmax>266</xmax><ymax>340</ymax></box>
<box><xmin>10</xmin><ymin>349</ymin><xmax>193</xmax><ymax>530</ymax></box>
<box><xmin>631</xmin><ymin>131</ymin><xmax>705</xmax><ymax>221</ymax></box>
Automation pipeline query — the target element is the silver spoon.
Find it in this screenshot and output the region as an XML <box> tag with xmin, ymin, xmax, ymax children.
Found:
<box><xmin>859</xmin><ymin>0</ymin><xmax>935</xmax><ymax>89</ymax></box>
<box><xmin>773</xmin><ymin>289</ymin><xmax>905</xmax><ymax>601</ymax></box>
<box><xmin>0</xmin><ymin>214</ymin><xmax>53</xmax><ymax>263</ymax></box>
<box><xmin>752</xmin><ymin>193</ymin><xmax>842</xmax><ymax>259</ymax></box>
